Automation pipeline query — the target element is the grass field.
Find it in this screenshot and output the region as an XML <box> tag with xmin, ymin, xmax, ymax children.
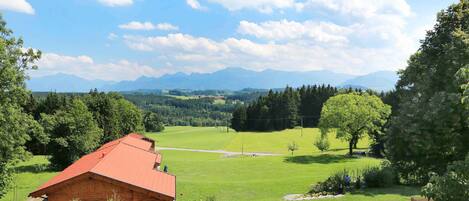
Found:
<box><xmin>1</xmin><ymin>126</ymin><xmax>419</xmax><ymax>201</ymax></box>
<box><xmin>148</xmin><ymin>126</ymin><xmax>369</xmax><ymax>155</ymax></box>
<box><xmin>0</xmin><ymin>156</ymin><xmax>56</xmax><ymax>201</ymax></box>
<box><xmin>160</xmin><ymin>151</ymin><xmax>418</xmax><ymax>201</ymax></box>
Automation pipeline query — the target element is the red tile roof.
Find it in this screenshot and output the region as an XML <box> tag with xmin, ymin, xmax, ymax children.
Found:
<box><xmin>30</xmin><ymin>134</ymin><xmax>175</xmax><ymax>199</ymax></box>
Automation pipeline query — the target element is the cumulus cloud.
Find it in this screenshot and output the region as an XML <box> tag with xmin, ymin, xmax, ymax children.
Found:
<box><xmin>98</xmin><ymin>0</ymin><xmax>133</xmax><ymax>7</ymax></box>
<box><xmin>31</xmin><ymin>53</ymin><xmax>167</xmax><ymax>81</ymax></box>
<box><xmin>122</xmin><ymin>32</ymin><xmax>412</xmax><ymax>75</ymax></box>
<box><xmin>119</xmin><ymin>21</ymin><xmax>179</xmax><ymax>31</ymax></box>
<box><xmin>238</xmin><ymin>20</ymin><xmax>351</xmax><ymax>44</ymax></box>
<box><xmin>0</xmin><ymin>0</ymin><xmax>34</xmax><ymax>14</ymax></box>
<box><xmin>116</xmin><ymin>0</ymin><xmax>425</xmax><ymax>75</ymax></box>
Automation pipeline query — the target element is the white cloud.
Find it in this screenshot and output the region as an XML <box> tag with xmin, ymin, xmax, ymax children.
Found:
<box><xmin>119</xmin><ymin>21</ymin><xmax>156</xmax><ymax>30</ymax></box>
<box><xmin>206</xmin><ymin>0</ymin><xmax>412</xmax><ymax>16</ymax></box>
<box><xmin>31</xmin><ymin>53</ymin><xmax>168</xmax><ymax>81</ymax></box>
<box><xmin>122</xmin><ymin>32</ymin><xmax>412</xmax><ymax>75</ymax></box>
<box><xmin>207</xmin><ymin>0</ymin><xmax>296</xmax><ymax>13</ymax></box>
<box><xmin>156</xmin><ymin>23</ymin><xmax>179</xmax><ymax>31</ymax></box>
<box><xmin>238</xmin><ymin>20</ymin><xmax>351</xmax><ymax>44</ymax></box>
<box><xmin>98</xmin><ymin>0</ymin><xmax>133</xmax><ymax>7</ymax></box>
<box><xmin>186</xmin><ymin>0</ymin><xmax>207</xmax><ymax>10</ymax></box>
<box><xmin>0</xmin><ymin>0</ymin><xmax>34</xmax><ymax>14</ymax></box>
<box><xmin>117</xmin><ymin>0</ymin><xmax>424</xmax><ymax>75</ymax></box>
<box><xmin>119</xmin><ymin>21</ymin><xmax>179</xmax><ymax>31</ymax></box>
<box><xmin>301</xmin><ymin>0</ymin><xmax>412</xmax><ymax>18</ymax></box>
<box><xmin>123</xmin><ymin>34</ymin><xmax>228</xmax><ymax>53</ymax></box>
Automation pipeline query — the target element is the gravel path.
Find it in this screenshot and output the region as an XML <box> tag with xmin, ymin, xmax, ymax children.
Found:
<box><xmin>283</xmin><ymin>194</ymin><xmax>344</xmax><ymax>200</ymax></box>
<box><xmin>156</xmin><ymin>147</ymin><xmax>283</xmax><ymax>156</ymax></box>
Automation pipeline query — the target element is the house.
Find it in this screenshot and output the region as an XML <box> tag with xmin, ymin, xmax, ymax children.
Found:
<box><xmin>29</xmin><ymin>134</ymin><xmax>176</xmax><ymax>201</ymax></box>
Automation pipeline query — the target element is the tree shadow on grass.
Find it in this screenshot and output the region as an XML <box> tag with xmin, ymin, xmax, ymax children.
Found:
<box><xmin>14</xmin><ymin>163</ymin><xmax>52</xmax><ymax>173</ymax></box>
<box><xmin>349</xmin><ymin>185</ymin><xmax>420</xmax><ymax>197</ymax></box>
<box><xmin>284</xmin><ymin>154</ymin><xmax>355</xmax><ymax>164</ymax></box>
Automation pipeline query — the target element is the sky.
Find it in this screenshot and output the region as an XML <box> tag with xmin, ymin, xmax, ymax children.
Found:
<box><xmin>0</xmin><ymin>0</ymin><xmax>459</xmax><ymax>81</ymax></box>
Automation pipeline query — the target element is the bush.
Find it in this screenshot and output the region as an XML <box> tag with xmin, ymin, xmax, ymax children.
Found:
<box><xmin>287</xmin><ymin>141</ymin><xmax>299</xmax><ymax>155</ymax></box>
<box><xmin>314</xmin><ymin>136</ymin><xmax>330</xmax><ymax>152</ymax></box>
<box><xmin>421</xmin><ymin>154</ymin><xmax>469</xmax><ymax>201</ymax></box>
<box><xmin>308</xmin><ymin>162</ymin><xmax>398</xmax><ymax>197</ymax></box>
<box><xmin>144</xmin><ymin>112</ymin><xmax>165</xmax><ymax>132</ymax></box>
<box><xmin>362</xmin><ymin>162</ymin><xmax>397</xmax><ymax>188</ymax></box>
<box><xmin>309</xmin><ymin>170</ymin><xmax>349</xmax><ymax>195</ymax></box>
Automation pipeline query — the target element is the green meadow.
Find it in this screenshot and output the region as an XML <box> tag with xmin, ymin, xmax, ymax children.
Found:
<box><xmin>0</xmin><ymin>156</ymin><xmax>56</xmax><ymax>201</ymax></box>
<box><xmin>149</xmin><ymin>126</ymin><xmax>369</xmax><ymax>155</ymax></box>
<box><xmin>1</xmin><ymin>126</ymin><xmax>419</xmax><ymax>201</ymax></box>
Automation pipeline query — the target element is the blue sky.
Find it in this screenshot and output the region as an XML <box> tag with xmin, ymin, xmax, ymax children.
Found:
<box><xmin>0</xmin><ymin>0</ymin><xmax>458</xmax><ymax>81</ymax></box>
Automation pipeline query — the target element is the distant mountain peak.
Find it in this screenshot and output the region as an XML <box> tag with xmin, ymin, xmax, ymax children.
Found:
<box><xmin>27</xmin><ymin>68</ymin><xmax>399</xmax><ymax>92</ymax></box>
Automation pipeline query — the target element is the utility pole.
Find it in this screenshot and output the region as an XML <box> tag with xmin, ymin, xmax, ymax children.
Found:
<box><xmin>241</xmin><ymin>134</ymin><xmax>244</xmax><ymax>156</ymax></box>
<box><xmin>226</xmin><ymin>120</ymin><xmax>229</xmax><ymax>133</ymax></box>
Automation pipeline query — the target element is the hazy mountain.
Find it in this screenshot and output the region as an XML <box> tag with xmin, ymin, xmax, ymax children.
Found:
<box><xmin>102</xmin><ymin>67</ymin><xmax>355</xmax><ymax>91</ymax></box>
<box><xmin>27</xmin><ymin>73</ymin><xmax>115</xmax><ymax>92</ymax></box>
<box><xmin>339</xmin><ymin>71</ymin><xmax>399</xmax><ymax>91</ymax></box>
<box><xmin>28</xmin><ymin>68</ymin><xmax>399</xmax><ymax>92</ymax></box>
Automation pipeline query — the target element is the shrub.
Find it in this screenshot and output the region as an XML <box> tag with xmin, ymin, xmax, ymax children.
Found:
<box><xmin>287</xmin><ymin>141</ymin><xmax>299</xmax><ymax>155</ymax></box>
<box><xmin>314</xmin><ymin>136</ymin><xmax>330</xmax><ymax>152</ymax></box>
<box><xmin>143</xmin><ymin>112</ymin><xmax>165</xmax><ymax>132</ymax></box>
<box><xmin>362</xmin><ymin>162</ymin><xmax>397</xmax><ymax>188</ymax></box>
<box><xmin>421</xmin><ymin>154</ymin><xmax>469</xmax><ymax>201</ymax></box>
<box><xmin>309</xmin><ymin>170</ymin><xmax>349</xmax><ymax>195</ymax></box>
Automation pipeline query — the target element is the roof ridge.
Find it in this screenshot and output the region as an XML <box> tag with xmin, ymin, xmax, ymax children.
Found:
<box><xmin>120</xmin><ymin>141</ymin><xmax>158</xmax><ymax>154</ymax></box>
<box><xmin>90</xmin><ymin>140</ymin><xmax>157</xmax><ymax>173</ymax></box>
<box><xmin>97</xmin><ymin>140</ymin><xmax>121</xmax><ymax>150</ymax></box>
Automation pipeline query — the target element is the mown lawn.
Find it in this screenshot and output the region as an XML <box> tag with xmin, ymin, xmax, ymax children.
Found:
<box><xmin>160</xmin><ymin>150</ymin><xmax>418</xmax><ymax>201</ymax></box>
<box><xmin>147</xmin><ymin>126</ymin><xmax>369</xmax><ymax>155</ymax></box>
<box><xmin>0</xmin><ymin>156</ymin><xmax>57</xmax><ymax>201</ymax></box>
<box><xmin>1</xmin><ymin>127</ymin><xmax>419</xmax><ymax>201</ymax></box>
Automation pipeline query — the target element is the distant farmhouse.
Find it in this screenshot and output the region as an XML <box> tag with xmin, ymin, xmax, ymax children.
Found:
<box><xmin>29</xmin><ymin>134</ymin><xmax>176</xmax><ymax>201</ymax></box>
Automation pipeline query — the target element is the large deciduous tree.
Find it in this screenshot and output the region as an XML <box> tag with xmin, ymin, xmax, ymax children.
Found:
<box><xmin>83</xmin><ymin>91</ymin><xmax>145</xmax><ymax>143</ymax></box>
<box><xmin>115</xmin><ymin>98</ymin><xmax>144</xmax><ymax>135</ymax></box>
<box><xmin>143</xmin><ymin>112</ymin><xmax>165</xmax><ymax>132</ymax></box>
<box><xmin>318</xmin><ymin>93</ymin><xmax>391</xmax><ymax>156</ymax></box>
<box><xmin>386</xmin><ymin>1</ymin><xmax>469</xmax><ymax>184</ymax></box>
<box><xmin>0</xmin><ymin>15</ymin><xmax>46</xmax><ymax>197</ymax></box>
<box><xmin>41</xmin><ymin>99</ymin><xmax>102</xmax><ymax>170</ymax></box>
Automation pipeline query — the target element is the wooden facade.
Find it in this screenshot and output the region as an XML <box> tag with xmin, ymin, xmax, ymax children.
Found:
<box><xmin>41</xmin><ymin>173</ymin><xmax>173</xmax><ymax>201</ymax></box>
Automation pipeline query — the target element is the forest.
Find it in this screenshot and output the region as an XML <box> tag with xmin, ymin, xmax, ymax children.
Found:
<box><xmin>122</xmin><ymin>93</ymin><xmax>236</xmax><ymax>127</ymax></box>
<box><xmin>231</xmin><ymin>85</ymin><xmax>398</xmax><ymax>132</ymax></box>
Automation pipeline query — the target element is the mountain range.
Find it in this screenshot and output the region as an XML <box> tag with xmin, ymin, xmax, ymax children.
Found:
<box><xmin>27</xmin><ymin>68</ymin><xmax>398</xmax><ymax>92</ymax></box>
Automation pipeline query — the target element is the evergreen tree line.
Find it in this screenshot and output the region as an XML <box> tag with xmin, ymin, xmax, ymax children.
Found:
<box><xmin>231</xmin><ymin>84</ymin><xmax>398</xmax><ymax>133</ymax></box>
<box><xmin>231</xmin><ymin>85</ymin><xmax>339</xmax><ymax>131</ymax></box>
